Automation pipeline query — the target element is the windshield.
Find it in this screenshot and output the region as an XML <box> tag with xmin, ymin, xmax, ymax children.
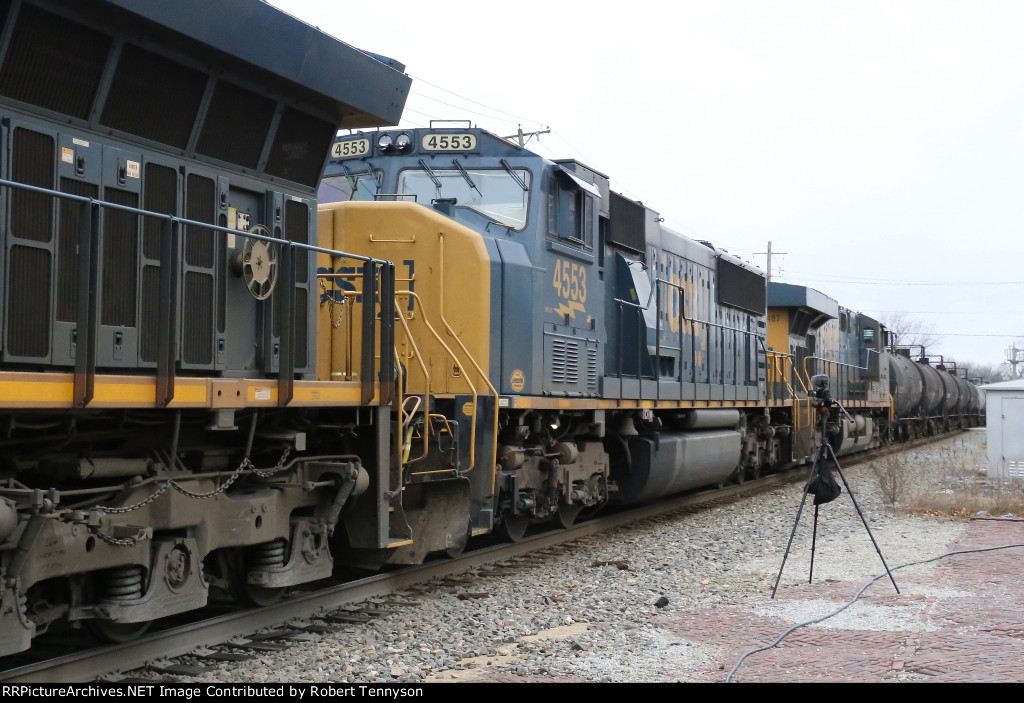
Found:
<box><xmin>318</xmin><ymin>170</ymin><xmax>380</xmax><ymax>203</ymax></box>
<box><xmin>397</xmin><ymin>167</ymin><xmax>531</xmax><ymax>230</ymax></box>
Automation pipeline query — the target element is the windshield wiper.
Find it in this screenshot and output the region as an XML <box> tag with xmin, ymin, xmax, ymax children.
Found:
<box><xmin>341</xmin><ymin>162</ymin><xmax>378</xmax><ymax>199</ymax></box>
<box><xmin>417</xmin><ymin>159</ymin><xmax>442</xmax><ymax>190</ymax></box>
<box><xmin>451</xmin><ymin>159</ymin><xmax>482</xmax><ymax>197</ymax></box>
<box><xmin>500</xmin><ymin>159</ymin><xmax>528</xmax><ymax>191</ymax></box>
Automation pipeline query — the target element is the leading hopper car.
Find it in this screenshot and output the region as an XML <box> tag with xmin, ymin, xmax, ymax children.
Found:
<box><xmin>0</xmin><ymin>2</ymin><xmax>982</xmax><ymax>657</ymax></box>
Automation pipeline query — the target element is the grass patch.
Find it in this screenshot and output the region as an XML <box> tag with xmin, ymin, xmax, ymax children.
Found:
<box><xmin>873</xmin><ymin>432</ymin><xmax>1024</xmax><ymax>518</ymax></box>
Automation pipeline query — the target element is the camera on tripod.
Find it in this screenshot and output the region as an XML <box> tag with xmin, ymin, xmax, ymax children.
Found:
<box><xmin>808</xmin><ymin>373</ymin><xmax>832</xmax><ymax>406</ymax></box>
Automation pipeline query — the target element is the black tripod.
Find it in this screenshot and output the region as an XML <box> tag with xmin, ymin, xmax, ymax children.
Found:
<box><xmin>771</xmin><ymin>374</ymin><xmax>899</xmax><ymax>598</ymax></box>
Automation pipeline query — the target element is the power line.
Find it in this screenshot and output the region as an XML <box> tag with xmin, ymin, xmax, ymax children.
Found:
<box><xmin>919</xmin><ymin>333</ymin><xmax>1024</xmax><ymax>338</ymax></box>
<box><xmin>862</xmin><ymin>309</ymin><xmax>1024</xmax><ymax>315</ymax></box>
<box><xmin>777</xmin><ymin>274</ymin><xmax>1023</xmax><ymax>287</ymax></box>
<box><xmin>407</xmin><ymin>91</ymin><xmax>527</xmax><ymax>129</ymax></box>
<box><xmin>405</xmin><ymin>74</ymin><xmax>547</xmax><ymax>129</ymax></box>
<box><xmin>754</xmin><ymin>241</ymin><xmax>787</xmax><ymax>282</ymax></box>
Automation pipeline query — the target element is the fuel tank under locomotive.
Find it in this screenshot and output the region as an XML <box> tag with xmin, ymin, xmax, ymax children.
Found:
<box><xmin>608</xmin><ymin>410</ymin><xmax>742</xmax><ymax>504</ymax></box>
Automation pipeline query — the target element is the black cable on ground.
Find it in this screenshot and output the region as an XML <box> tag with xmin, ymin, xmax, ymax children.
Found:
<box><xmin>725</xmin><ymin>541</ymin><xmax>1024</xmax><ymax>683</ymax></box>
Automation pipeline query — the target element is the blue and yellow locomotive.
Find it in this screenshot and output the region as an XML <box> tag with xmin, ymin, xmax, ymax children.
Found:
<box><xmin>0</xmin><ymin>1</ymin><xmax>983</xmax><ymax>658</ymax></box>
<box><xmin>317</xmin><ymin>124</ymin><xmax>983</xmax><ymax>552</ymax></box>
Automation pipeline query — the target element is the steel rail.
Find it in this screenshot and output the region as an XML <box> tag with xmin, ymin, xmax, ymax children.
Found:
<box><xmin>0</xmin><ymin>431</ymin><xmax>966</xmax><ymax>683</ymax></box>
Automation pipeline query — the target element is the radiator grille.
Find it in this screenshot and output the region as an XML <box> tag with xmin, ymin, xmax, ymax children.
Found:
<box><xmin>217</xmin><ymin>213</ymin><xmax>227</xmax><ymax>335</ymax></box>
<box><xmin>11</xmin><ymin>128</ymin><xmax>54</xmax><ymax>243</ymax></box>
<box><xmin>142</xmin><ymin>163</ymin><xmax>177</xmax><ymax>259</ymax></box>
<box><xmin>139</xmin><ymin>265</ymin><xmax>160</xmax><ymax>363</ymax></box>
<box><xmin>182</xmin><ymin>271</ymin><xmax>213</xmax><ymax>365</ymax></box>
<box><xmin>7</xmin><ymin>245</ymin><xmax>50</xmax><ymax>358</ymax></box>
<box><xmin>196</xmin><ymin>81</ymin><xmax>275</xmax><ymax>170</ymax></box>
<box><xmin>101</xmin><ymin>44</ymin><xmax>205</xmax><ymax>149</ymax></box>
<box><xmin>587</xmin><ymin>347</ymin><xmax>598</xmax><ymax>391</ymax></box>
<box><xmin>265</xmin><ymin>108</ymin><xmax>336</xmax><ymax>187</ymax></box>
<box><xmin>294</xmin><ymin>291</ymin><xmax>308</xmax><ymax>369</ymax></box>
<box><xmin>284</xmin><ymin>200</ymin><xmax>310</xmax><ymax>369</ymax></box>
<box><xmin>0</xmin><ymin>4</ymin><xmax>109</xmax><ymax>119</ymax></box>
<box><xmin>181</xmin><ymin>174</ymin><xmax>216</xmax><ymax>367</ymax></box>
<box><xmin>285</xmin><ymin>200</ymin><xmax>309</xmax><ymax>284</ymax></box>
<box><xmin>550</xmin><ymin>339</ymin><xmax>580</xmax><ymax>385</ymax></box>
<box><xmin>56</xmin><ymin>178</ymin><xmax>98</xmax><ymax>323</ymax></box>
<box><xmin>185</xmin><ymin>174</ymin><xmax>215</xmax><ymax>268</ymax></box>
<box><xmin>101</xmin><ymin>189</ymin><xmax>139</xmax><ymax>327</ymax></box>
<box><xmin>140</xmin><ymin>163</ymin><xmax>177</xmax><ymax>364</ymax></box>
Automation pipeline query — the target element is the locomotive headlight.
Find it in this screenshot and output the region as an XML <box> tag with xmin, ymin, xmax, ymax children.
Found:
<box><xmin>395</xmin><ymin>133</ymin><xmax>412</xmax><ymax>150</ymax></box>
<box><xmin>377</xmin><ymin>134</ymin><xmax>394</xmax><ymax>151</ymax></box>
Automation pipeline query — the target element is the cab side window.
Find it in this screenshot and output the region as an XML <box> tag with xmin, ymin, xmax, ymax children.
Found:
<box><xmin>547</xmin><ymin>174</ymin><xmax>594</xmax><ymax>248</ymax></box>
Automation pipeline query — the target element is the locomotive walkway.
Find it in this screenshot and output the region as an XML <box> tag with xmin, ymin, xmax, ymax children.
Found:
<box><xmin>662</xmin><ymin>517</ymin><xmax>1024</xmax><ymax>683</ymax></box>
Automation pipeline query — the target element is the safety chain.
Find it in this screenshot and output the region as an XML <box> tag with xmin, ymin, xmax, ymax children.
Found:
<box><xmin>87</xmin><ymin>446</ymin><xmax>292</xmax><ymax>546</ymax></box>
<box><xmin>87</xmin><ymin>524</ymin><xmax>146</xmax><ymax>548</ymax></box>
<box><xmin>318</xmin><ymin>278</ymin><xmax>345</xmax><ymax>328</ymax></box>
<box><xmin>248</xmin><ymin>446</ymin><xmax>292</xmax><ymax>479</ymax></box>
<box><xmin>90</xmin><ymin>480</ymin><xmax>171</xmax><ymax>515</ymax></box>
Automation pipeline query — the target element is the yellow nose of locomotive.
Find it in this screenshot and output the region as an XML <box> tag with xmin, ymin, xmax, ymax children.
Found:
<box><xmin>316</xmin><ymin>200</ymin><xmax>493</xmax><ymax>398</ymax></box>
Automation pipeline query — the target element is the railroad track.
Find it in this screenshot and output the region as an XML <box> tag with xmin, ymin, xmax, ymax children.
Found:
<box><xmin>0</xmin><ymin>432</ymin><xmax>960</xmax><ymax>683</ymax></box>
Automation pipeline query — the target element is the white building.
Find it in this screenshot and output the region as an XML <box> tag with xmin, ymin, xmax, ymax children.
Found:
<box><xmin>982</xmin><ymin>379</ymin><xmax>1024</xmax><ymax>478</ymax></box>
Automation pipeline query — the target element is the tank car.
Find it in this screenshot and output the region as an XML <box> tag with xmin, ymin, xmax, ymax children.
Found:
<box><xmin>886</xmin><ymin>348</ymin><xmax>983</xmax><ymax>438</ymax></box>
<box><xmin>0</xmin><ymin>0</ymin><xmax>409</xmax><ymax>656</ymax></box>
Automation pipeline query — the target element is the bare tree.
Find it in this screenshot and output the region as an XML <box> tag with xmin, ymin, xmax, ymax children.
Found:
<box><xmin>997</xmin><ymin>362</ymin><xmax>1018</xmax><ymax>380</ymax></box>
<box><xmin>878</xmin><ymin>312</ymin><xmax>941</xmax><ymax>353</ymax></box>
<box><xmin>960</xmin><ymin>361</ymin><xmax>1004</xmax><ymax>383</ymax></box>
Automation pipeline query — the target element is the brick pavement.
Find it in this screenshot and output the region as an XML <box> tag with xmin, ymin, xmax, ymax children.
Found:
<box><xmin>658</xmin><ymin>518</ymin><xmax>1024</xmax><ymax>683</ymax></box>
<box><xmin>450</xmin><ymin>518</ymin><xmax>1024</xmax><ymax>683</ymax></box>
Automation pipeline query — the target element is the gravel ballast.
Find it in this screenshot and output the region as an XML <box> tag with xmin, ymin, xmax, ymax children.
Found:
<box><xmin>143</xmin><ymin>428</ymin><xmax>1008</xmax><ymax>683</ymax></box>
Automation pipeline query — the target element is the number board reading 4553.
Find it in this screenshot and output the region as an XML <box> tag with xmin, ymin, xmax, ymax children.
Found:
<box><xmin>421</xmin><ymin>134</ymin><xmax>476</xmax><ymax>151</ymax></box>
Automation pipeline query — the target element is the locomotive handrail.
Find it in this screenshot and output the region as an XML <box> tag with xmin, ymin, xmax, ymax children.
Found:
<box><xmin>393</xmin><ymin>297</ymin><xmax>434</xmax><ymax>467</ymax></box>
<box><xmin>401</xmin><ymin>290</ymin><xmax>481</xmax><ymax>478</ymax></box>
<box><xmin>611</xmin><ymin>297</ymin><xmax>652</xmax><ymax>385</ymax></box>
<box><xmin>800</xmin><ymin>350</ymin><xmax>881</xmax><ymax>409</ymax></box>
<box><xmin>0</xmin><ymin>176</ymin><xmax>391</xmax><ymax>263</ymax></box>
<box><xmin>653</xmin><ymin>278</ymin><xmax>687</xmax><ymax>389</ymax></box>
<box><xmin>757</xmin><ymin>346</ymin><xmax>810</xmax><ymax>431</ymax></box>
<box><xmin>373</xmin><ymin>193</ymin><xmax>418</xmax><ymax>202</ymax></box>
<box><xmin>611</xmin><ymin>289</ymin><xmax>766</xmax><ymax>389</ymax></box>
<box><xmin>800</xmin><ymin>351</ymin><xmax>878</xmax><ymax>378</ymax></box>
<box><xmin>0</xmin><ymin>176</ymin><xmax>395</xmax><ymax>411</ymax></box>
<box><xmin>760</xmin><ymin>347</ymin><xmax>810</xmax><ymax>392</ymax></box>
<box><xmin>437</xmin><ymin>231</ymin><xmax>500</xmax><ymax>494</ymax></box>
<box><xmin>761</xmin><ymin>345</ymin><xmax>801</xmax><ymax>401</ymax></box>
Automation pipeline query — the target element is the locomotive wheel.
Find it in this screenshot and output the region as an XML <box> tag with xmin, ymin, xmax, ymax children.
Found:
<box><xmin>444</xmin><ymin>543</ymin><xmax>466</xmax><ymax>558</ymax></box>
<box><xmin>85</xmin><ymin>618</ymin><xmax>151</xmax><ymax>644</ymax></box>
<box><xmin>229</xmin><ymin>576</ymin><xmax>290</xmax><ymax>608</ymax></box>
<box><xmin>495</xmin><ymin>512</ymin><xmax>529</xmax><ymax>543</ymax></box>
<box><xmin>555</xmin><ymin>505</ymin><xmax>582</xmax><ymax>529</ymax></box>
<box><xmin>442</xmin><ymin>519</ymin><xmax>473</xmax><ymax>558</ymax></box>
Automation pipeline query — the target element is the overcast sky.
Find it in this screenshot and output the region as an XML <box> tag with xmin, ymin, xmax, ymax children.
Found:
<box><xmin>271</xmin><ymin>0</ymin><xmax>1024</xmax><ymax>369</ymax></box>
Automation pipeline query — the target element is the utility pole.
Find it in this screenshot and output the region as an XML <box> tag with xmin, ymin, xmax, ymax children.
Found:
<box><xmin>755</xmin><ymin>241</ymin><xmax>787</xmax><ymax>282</ymax></box>
<box><xmin>502</xmin><ymin>125</ymin><xmax>550</xmax><ymax>147</ymax></box>
<box><xmin>1006</xmin><ymin>344</ymin><xmax>1024</xmax><ymax>378</ymax></box>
